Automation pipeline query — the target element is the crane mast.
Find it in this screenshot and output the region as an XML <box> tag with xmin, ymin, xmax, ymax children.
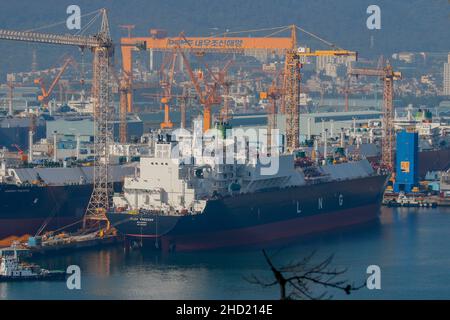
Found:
<box><xmin>348</xmin><ymin>64</ymin><xmax>402</xmax><ymax>171</ymax></box>
<box><xmin>0</xmin><ymin>8</ymin><xmax>114</xmax><ymax>228</ymax></box>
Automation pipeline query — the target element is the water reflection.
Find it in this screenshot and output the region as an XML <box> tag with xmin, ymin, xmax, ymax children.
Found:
<box><xmin>1</xmin><ymin>207</ymin><xmax>450</xmax><ymax>299</ymax></box>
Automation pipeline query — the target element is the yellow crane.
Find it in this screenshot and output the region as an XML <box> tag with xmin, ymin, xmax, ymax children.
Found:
<box><xmin>282</xmin><ymin>40</ymin><xmax>357</xmax><ymax>152</ymax></box>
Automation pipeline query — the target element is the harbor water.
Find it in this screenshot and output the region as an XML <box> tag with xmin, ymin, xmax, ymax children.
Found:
<box><xmin>1</xmin><ymin>207</ymin><xmax>450</xmax><ymax>300</ymax></box>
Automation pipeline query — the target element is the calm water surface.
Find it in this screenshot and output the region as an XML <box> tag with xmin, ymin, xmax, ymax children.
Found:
<box><xmin>1</xmin><ymin>207</ymin><xmax>450</xmax><ymax>300</ymax></box>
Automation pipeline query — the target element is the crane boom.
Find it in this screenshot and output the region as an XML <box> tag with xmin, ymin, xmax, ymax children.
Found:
<box><xmin>47</xmin><ymin>58</ymin><xmax>72</xmax><ymax>95</ymax></box>
<box><xmin>35</xmin><ymin>57</ymin><xmax>73</xmax><ymax>108</ymax></box>
<box><xmin>0</xmin><ymin>9</ymin><xmax>115</xmax><ymax>227</ymax></box>
<box><xmin>0</xmin><ymin>29</ymin><xmax>104</xmax><ymax>48</ymax></box>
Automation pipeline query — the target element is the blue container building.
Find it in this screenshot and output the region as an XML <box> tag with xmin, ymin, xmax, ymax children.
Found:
<box><xmin>394</xmin><ymin>129</ymin><xmax>419</xmax><ymax>193</ymax></box>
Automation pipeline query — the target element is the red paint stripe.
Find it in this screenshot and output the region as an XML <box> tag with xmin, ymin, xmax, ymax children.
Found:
<box><xmin>161</xmin><ymin>203</ymin><xmax>379</xmax><ymax>252</ymax></box>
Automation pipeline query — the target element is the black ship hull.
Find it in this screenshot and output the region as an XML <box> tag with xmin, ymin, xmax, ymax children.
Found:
<box><xmin>0</xmin><ymin>182</ymin><xmax>122</xmax><ymax>240</ymax></box>
<box><xmin>108</xmin><ymin>174</ymin><xmax>387</xmax><ymax>252</ymax></box>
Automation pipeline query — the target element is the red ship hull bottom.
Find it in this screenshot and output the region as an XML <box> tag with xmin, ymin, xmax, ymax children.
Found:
<box><xmin>159</xmin><ymin>203</ymin><xmax>380</xmax><ymax>252</ymax></box>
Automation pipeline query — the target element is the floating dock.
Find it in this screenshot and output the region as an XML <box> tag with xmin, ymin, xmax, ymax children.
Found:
<box><xmin>1</xmin><ymin>230</ymin><xmax>123</xmax><ymax>257</ymax></box>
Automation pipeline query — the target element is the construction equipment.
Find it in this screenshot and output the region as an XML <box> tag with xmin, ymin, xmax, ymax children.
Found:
<box><xmin>260</xmin><ymin>74</ymin><xmax>283</xmax><ymax>155</ymax></box>
<box><xmin>174</xmin><ymin>38</ymin><xmax>222</xmax><ymax>132</ymax></box>
<box><xmin>282</xmin><ymin>26</ymin><xmax>357</xmax><ymax>152</ymax></box>
<box><xmin>119</xmin><ymin>24</ymin><xmax>135</xmax><ymax>38</ymax></box>
<box><xmin>111</xmin><ymin>68</ymin><xmax>131</xmax><ymax>143</ymax></box>
<box><xmin>120</xmin><ymin>31</ymin><xmax>292</xmax><ymax>114</ymax></box>
<box><xmin>0</xmin><ymin>9</ymin><xmax>115</xmax><ymax>228</ymax></box>
<box><xmin>11</xmin><ymin>144</ymin><xmax>27</xmax><ymax>162</ymax></box>
<box><xmin>121</xmin><ymin>25</ymin><xmax>355</xmax><ymax>152</ymax></box>
<box><xmin>34</xmin><ymin>56</ymin><xmax>74</xmax><ymax>110</ymax></box>
<box><xmin>5</xmin><ymin>79</ymin><xmax>19</xmax><ymax>116</ymax></box>
<box><xmin>341</xmin><ymin>77</ymin><xmax>371</xmax><ymax>112</ymax></box>
<box><xmin>179</xmin><ymin>83</ymin><xmax>191</xmax><ymax>129</ymax></box>
<box><xmin>211</xmin><ymin>59</ymin><xmax>234</xmax><ymax>125</ymax></box>
<box><xmin>159</xmin><ymin>50</ymin><xmax>177</xmax><ymax>129</ymax></box>
<box><xmin>348</xmin><ymin>63</ymin><xmax>402</xmax><ymax>170</ymax></box>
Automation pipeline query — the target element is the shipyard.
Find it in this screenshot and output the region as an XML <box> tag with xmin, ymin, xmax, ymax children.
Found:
<box><xmin>1</xmin><ymin>0</ymin><xmax>450</xmax><ymax>305</ymax></box>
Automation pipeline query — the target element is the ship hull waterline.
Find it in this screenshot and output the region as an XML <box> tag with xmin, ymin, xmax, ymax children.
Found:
<box><xmin>108</xmin><ymin>174</ymin><xmax>387</xmax><ymax>252</ymax></box>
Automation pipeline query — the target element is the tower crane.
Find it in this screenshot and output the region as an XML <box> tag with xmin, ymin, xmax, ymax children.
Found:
<box><xmin>179</xmin><ymin>83</ymin><xmax>191</xmax><ymax>129</ymax></box>
<box><xmin>282</xmin><ymin>25</ymin><xmax>357</xmax><ymax>152</ymax></box>
<box><xmin>0</xmin><ymin>9</ymin><xmax>115</xmax><ymax>227</ymax></box>
<box><xmin>111</xmin><ymin>67</ymin><xmax>131</xmax><ymax>144</ymax></box>
<box><xmin>261</xmin><ymin>75</ymin><xmax>283</xmax><ymax>155</ymax></box>
<box><xmin>341</xmin><ymin>77</ymin><xmax>371</xmax><ymax>112</ymax></box>
<box><xmin>348</xmin><ymin>63</ymin><xmax>402</xmax><ymax>170</ymax></box>
<box><xmin>214</xmin><ymin>59</ymin><xmax>234</xmax><ymax>125</ymax></box>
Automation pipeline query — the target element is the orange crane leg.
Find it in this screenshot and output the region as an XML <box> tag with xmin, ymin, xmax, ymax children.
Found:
<box><xmin>160</xmin><ymin>104</ymin><xmax>173</xmax><ymax>129</ymax></box>
<box><xmin>203</xmin><ymin>107</ymin><xmax>211</xmax><ymax>132</ymax></box>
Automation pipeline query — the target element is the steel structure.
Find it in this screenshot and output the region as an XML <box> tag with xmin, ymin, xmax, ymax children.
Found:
<box><xmin>263</xmin><ymin>80</ymin><xmax>283</xmax><ymax>155</ymax></box>
<box><xmin>348</xmin><ymin>64</ymin><xmax>401</xmax><ymax>170</ymax></box>
<box><xmin>34</xmin><ymin>56</ymin><xmax>74</xmax><ymax>109</ymax></box>
<box><xmin>0</xmin><ymin>9</ymin><xmax>114</xmax><ymax>227</ymax></box>
<box><xmin>121</xmin><ymin>25</ymin><xmax>355</xmax><ymax>153</ymax></box>
<box><xmin>120</xmin><ymin>33</ymin><xmax>292</xmax><ymax>114</ymax></box>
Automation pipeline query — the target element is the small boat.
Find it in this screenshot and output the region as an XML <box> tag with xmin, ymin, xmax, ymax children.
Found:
<box><xmin>386</xmin><ymin>192</ymin><xmax>438</xmax><ymax>208</ymax></box>
<box><xmin>0</xmin><ymin>249</ymin><xmax>65</xmax><ymax>282</ymax></box>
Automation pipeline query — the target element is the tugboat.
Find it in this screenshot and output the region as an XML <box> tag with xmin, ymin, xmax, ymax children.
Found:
<box><xmin>386</xmin><ymin>192</ymin><xmax>438</xmax><ymax>208</ymax></box>
<box><xmin>0</xmin><ymin>248</ymin><xmax>66</xmax><ymax>281</ymax></box>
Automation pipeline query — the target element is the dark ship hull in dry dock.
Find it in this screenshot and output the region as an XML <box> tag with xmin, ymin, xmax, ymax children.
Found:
<box><xmin>0</xmin><ymin>164</ymin><xmax>135</xmax><ymax>239</ymax></box>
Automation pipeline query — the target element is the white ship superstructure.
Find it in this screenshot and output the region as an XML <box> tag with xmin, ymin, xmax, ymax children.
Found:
<box><xmin>113</xmin><ymin>121</ymin><xmax>309</xmax><ymax>215</ymax></box>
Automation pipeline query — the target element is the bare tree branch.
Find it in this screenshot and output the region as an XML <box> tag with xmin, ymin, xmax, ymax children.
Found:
<box><xmin>246</xmin><ymin>249</ymin><xmax>365</xmax><ymax>300</ymax></box>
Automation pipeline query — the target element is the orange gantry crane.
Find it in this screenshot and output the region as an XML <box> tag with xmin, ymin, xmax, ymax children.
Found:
<box><xmin>348</xmin><ymin>64</ymin><xmax>402</xmax><ymax>170</ymax></box>
<box><xmin>34</xmin><ymin>56</ymin><xmax>74</xmax><ymax>110</ymax></box>
<box><xmin>120</xmin><ymin>29</ymin><xmax>292</xmax><ymax>120</ymax></box>
<box><xmin>121</xmin><ymin>25</ymin><xmax>356</xmax><ymax>152</ymax></box>
<box><xmin>121</xmin><ymin>28</ymin><xmax>289</xmax><ymax>133</ymax></box>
